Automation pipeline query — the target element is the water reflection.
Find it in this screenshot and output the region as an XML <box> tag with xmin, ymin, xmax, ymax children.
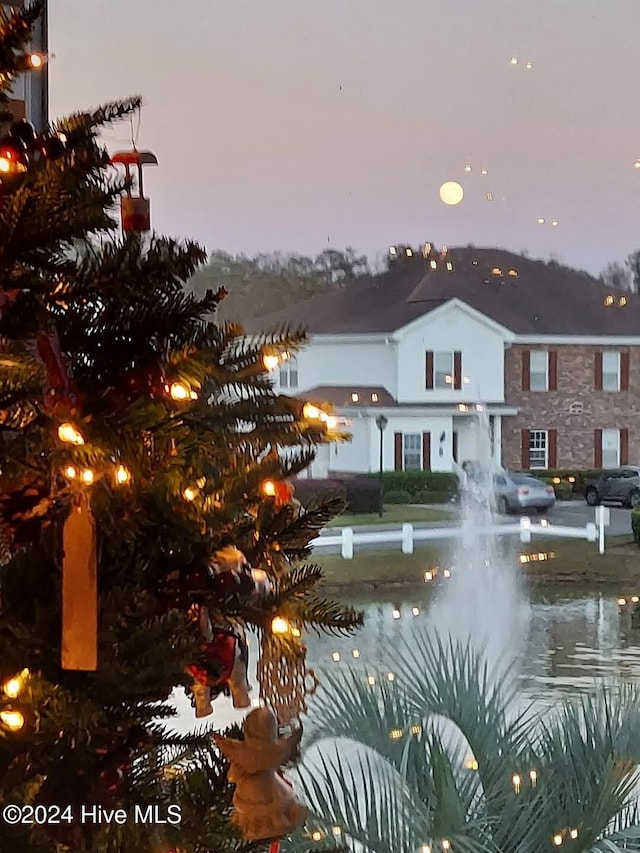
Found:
<box><xmin>303</xmin><ymin>586</ymin><xmax>640</xmax><ymax>707</ymax></box>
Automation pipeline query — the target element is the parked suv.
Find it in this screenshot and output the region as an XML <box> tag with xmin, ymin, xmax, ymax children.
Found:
<box><xmin>584</xmin><ymin>467</ymin><xmax>640</xmax><ymax>508</ymax></box>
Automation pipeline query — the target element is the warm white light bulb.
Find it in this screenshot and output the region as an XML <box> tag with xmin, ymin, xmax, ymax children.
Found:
<box><xmin>58</xmin><ymin>423</ymin><xmax>84</xmax><ymax>445</ymax></box>
<box><xmin>3</xmin><ymin>670</ymin><xmax>28</xmax><ymax>699</ymax></box>
<box><xmin>29</xmin><ymin>53</ymin><xmax>43</xmax><ymax>68</ymax></box>
<box><xmin>271</xmin><ymin>617</ymin><xmax>290</xmax><ymax>635</ymax></box>
<box><xmin>64</xmin><ymin>466</ymin><xmax>77</xmax><ymax>480</ymax></box>
<box><xmin>0</xmin><ymin>710</ymin><xmax>24</xmax><ymax>731</ymax></box>
<box><xmin>81</xmin><ymin>469</ymin><xmax>94</xmax><ymax>485</ymax></box>
<box><xmin>115</xmin><ymin>465</ymin><xmax>131</xmax><ymax>485</ymax></box>
<box><xmin>331</xmin><ymin>651</ymin><xmax>341</xmax><ymax>662</ymax></box>
<box><xmin>263</xmin><ymin>354</ymin><xmax>280</xmax><ymax>371</ymax></box>
<box><xmin>182</xmin><ymin>487</ymin><xmax>197</xmax><ymax>502</ymax></box>
<box><xmin>169</xmin><ymin>382</ymin><xmax>191</xmax><ymax>401</ymax></box>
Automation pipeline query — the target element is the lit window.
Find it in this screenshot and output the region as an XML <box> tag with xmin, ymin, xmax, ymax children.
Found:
<box><xmin>403</xmin><ymin>434</ymin><xmax>422</xmax><ymax>470</ymax></box>
<box><xmin>601</xmin><ymin>428</ymin><xmax>620</xmax><ymax>467</ymax></box>
<box><xmin>279</xmin><ymin>356</ymin><xmax>298</xmax><ymax>389</ymax></box>
<box><xmin>530</xmin><ymin>351</ymin><xmax>549</xmax><ymax>391</ymax></box>
<box><xmin>351</xmin><ymin>392</ymin><xmax>359</xmax><ymax>402</ymax></box>
<box><xmin>371</xmin><ymin>393</ymin><xmax>379</xmax><ymax>402</ymax></box>
<box><xmin>602</xmin><ymin>352</ymin><xmax>620</xmax><ymax>391</ymax></box>
<box><xmin>529</xmin><ymin>430</ymin><xmax>548</xmax><ymax>469</ymax></box>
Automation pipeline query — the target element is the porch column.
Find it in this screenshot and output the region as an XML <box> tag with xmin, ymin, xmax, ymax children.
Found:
<box><xmin>492</xmin><ymin>415</ymin><xmax>502</xmax><ymax>466</ymax></box>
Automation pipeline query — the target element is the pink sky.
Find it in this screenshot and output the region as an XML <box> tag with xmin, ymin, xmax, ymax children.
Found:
<box><xmin>49</xmin><ymin>0</ymin><xmax>640</xmax><ymax>274</ymax></box>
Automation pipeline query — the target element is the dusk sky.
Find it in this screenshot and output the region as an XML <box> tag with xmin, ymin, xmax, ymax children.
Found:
<box><xmin>49</xmin><ymin>0</ymin><xmax>640</xmax><ymax>274</ymax></box>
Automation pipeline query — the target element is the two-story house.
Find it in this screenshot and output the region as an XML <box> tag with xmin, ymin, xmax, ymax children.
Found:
<box><xmin>247</xmin><ymin>246</ymin><xmax>640</xmax><ymax>476</ymax></box>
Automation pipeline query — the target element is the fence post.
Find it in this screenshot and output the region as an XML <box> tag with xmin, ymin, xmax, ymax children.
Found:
<box><xmin>597</xmin><ymin>505</ymin><xmax>606</xmax><ymax>554</ymax></box>
<box><xmin>341</xmin><ymin>527</ymin><xmax>354</xmax><ymax>560</ymax></box>
<box><xmin>586</xmin><ymin>522</ymin><xmax>597</xmax><ymax>544</ymax></box>
<box><xmin>519</xmin><ymin>517</ymin><xmax>531</xmax><ymax>544</ymax></box>
<box><xmin>402</xmin><ymin>523</ymin><xmax>414</xmax><ymax>555</ymax></box>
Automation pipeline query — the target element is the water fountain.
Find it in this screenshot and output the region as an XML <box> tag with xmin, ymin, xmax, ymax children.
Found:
<box><xmin>428</xmin><ymin>408</ymin><xmax>530</xmax><ymax>680</ymax></box>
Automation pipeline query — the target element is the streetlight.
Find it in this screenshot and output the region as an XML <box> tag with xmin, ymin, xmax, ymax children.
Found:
<box><xmin>375</xmin><ymin>414</ymin><xmax>388</xmax><ymax>518</ymax></box>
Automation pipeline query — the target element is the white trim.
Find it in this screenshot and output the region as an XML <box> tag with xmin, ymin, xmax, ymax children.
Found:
<box><xmin>311</xmin><ymin>333</ymin><xmax>391</xmax><ymax>344</ymax></box>
<box><xmin>392</xmin><ymin>298</ymin><xmax>517</xmax><ymax>341</ymax></box>
<box><xmin>515</xmin><ymin>335</ymin><xmax>640</xmax><ymax>345</ymax></box>
<box><xmin>528</xmin><ymin>429</ymin><xmax>549</xmax><ymax>470</ymax></box>
<box><xmin>339</xmin><ymin>406</ymin><xmax>519</xmax><ymax>417</ymax></box>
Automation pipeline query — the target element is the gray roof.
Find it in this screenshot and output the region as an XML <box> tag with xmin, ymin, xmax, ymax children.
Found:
<box><xmin>248</xmin><ymin>247</ymin><xmax>640</xmax><ymax>336</ymax></box>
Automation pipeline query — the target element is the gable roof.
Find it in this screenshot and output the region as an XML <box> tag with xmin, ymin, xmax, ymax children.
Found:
<box><xmin>247</xmin><ymin>247</ymin><xmax>640</xmax><ymax>336</ymax></box>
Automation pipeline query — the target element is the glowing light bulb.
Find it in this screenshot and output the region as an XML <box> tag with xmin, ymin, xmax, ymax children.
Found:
<box><xmin>632</xmin><ymin>596</ymin><xmax>639</xmax><ymax>603</ymax></box>
<box><xmin>263</xmin><ymin>354</ymin><xmax>280</xmax><ymax>371</ymax></box>
<box><xmin>551</xmin><ymin>219</ymin><xmax>559</xmax><ymax>226</ymax></box>
<box><xmin>412</xmin><ymin>606</ymin><xmax>420</xmax><ymax>616</ymax></box>
<box><xmin>325</xmin><ymin>416</ymin><xmax>338</xmax><ymax>429</ymax></box>
<box><xmin>0</xmin><ymin>156</ymin><xmax>11</xmax><ymax>173</ymax></box>
<box><xmin>331</xmin><ymin>651</ymin><xmax>341</xmax><ymax>662</ymax></box>
<box><xmin>386</xmin><ymin>672</ymin><xmax>395</xmax><ymax>682</ymax></box>
<box><xmin>481</xmin><ymin>168</ymin><xmax>488</xmax><ymax>175</ymax></box>
<box><xmin>464</xmin><ymin>164</ymin><xmax>472</xmax><ymax>172</ymax></box>
<box><xmin>182</xmin><ymin>487</ymin><xmax>197</xmax><ymax>502</ymax></box>
<box><xmin>29</xmin><ymin>53</ymin><xmax>44</xmax><ymax>69</ymax></box>
<box><xmin>537</xmin><ymin>217</ymin><xmax>545</xmax><ymax>225</ymax></box>
<box><xmin>3</xmin><ymin>669</ymin><xmax>28</xmax><ymax>699</ymax></box>
<box><xmin>262</xmin><ymin>480</ymin><xmax>276</xmax><ymax>497</ymax></box>
<box><xmin>303</xmin><ymin>403</ymin><xmax>321</xmax><ymax>420</ymax></box>
<box><xmin>389</xmin><ymin>728</ymin><xmax>403</xmax><ymax>740</ymax></box>
<box><xmin>421</xmin><ymin>846</ymin><xmax>432</xmax><ymax>853</ymax></box>
<box><xmin>0</xmin><ymin>710</ymin><xmax>24</xmax><ymax>731</ymax></box>
<box><xmin>169</xmin><ymin>382</ymin><xmax>191</xmax><ymax>401</ymax></box>
<box><xmin>64</xmin><ymin>466</ymin><xmax>77</xmax><ymax>480</ymax></box>
<box><xmin>529</xmin><ymin>769</ymin><xmax>537</xmax><ymax>786</ymax></box>
<box><xmin>410</xmin><ymin>724</ymin><xmax>422</xmax><ymax>735</ymax></box>
<box><xmin>553</xmin><ymin>834</ymin><xmax>563</xmax><ymax>846</ymax></box>
<box><xmin>311</xmin><ymin>830</ymin><xmax>323</xmax><ymax>841</ymax></box>
<box><xmin>510</xmin><ymin>56</ymin><xmax>518</xmax><ymax>65</ymax></box>
<box><xmin>442</xmin><ymin>840</ymin><xmax>451</xmax><ymax>851</ymax></box>
<box><xmin>424</xmin><ymin>570</ymin><xmax>433</xmax><ymax>582</ymax></box>
<box><xmin>332</xmin><ymin>826</ymin><xmax>342</xmax><ymax>837</ymax></box>
<box><xmin>512</xmin><ymin>773</ymin><xmax>521</xmax><ymax>793</ymax></box>
<box><xmin>115</xmin><ymin>465</ymin><xmax>131</xmax><ymax>485</ymax></box>
<box><xmin>351</xmin><ymin>649</ymin><xmax>360</xmax><ymax>658</ymax></box>
<box><xmin>443</xmin><ymin>569</ymin><xmax>451</xmax><ymax>578</ymax></box>
<box><xmin>569</xmin><ymin>829</ymin><xmax>578</xmax><ymax>840</ymax></box>
<box><xmin>392</xmin><ymin>607</ymin><xmax>401</xmax><ymax>619</ymax></box>
<box><xmin>291</xmin><ymin>627</ymin><xmax>301</xmax><ymax>638</ymax></box>
<box><xmin>526</xmin><ymin>61</ymin><xmax>533</xmax><ymax>69</ymax></box>
<box><xmin>81</xmin><ymin>469</ymin><xmax>94</xmax><ymax>485</ymax></box>
<box><xmin>618</xmin><ymin>598</ymin><xmax>627</xmax><ymax>606</ymax></box>
<box><xmin>58</xmin><ymin>423</ymin><xmax>84</xmax><ymax>445</ymax></box>
<box><xmin>252</xmin><ymin>568</ymin><xmax>268</xmax><ymax>584</ymax></box>
<box><xmin>367</xmin><ymin>675</ymin><xmax>376</xmax><ymax>685</ymax></box>
<box><xmin>271</xmin><ymin>617</ymin><xmax>291</xmax><ymax>635</ymax></box>
<box><xmin>465</xmin><ymin>758</ymin><xmax>479</xmax><ymax>770</ymax></box>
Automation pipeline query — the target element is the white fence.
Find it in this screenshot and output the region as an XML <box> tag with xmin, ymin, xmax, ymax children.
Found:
<box><xmin>311</xmin><ymin>506</ymin><xmax>609</xmax><ymax>560</ymax></box>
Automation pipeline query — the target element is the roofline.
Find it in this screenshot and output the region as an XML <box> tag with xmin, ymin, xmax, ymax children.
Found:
<box><xmin>514</xmin><ymin>335</ymin><xmax>640</xmax><ymax>345</ymax></box>
<box><xmin>311</xmin><ymin>333</ymin><xmax>393</xmax><ymax>344</ymax></box>
<box><xmin>391</xmin><ymin>298</ymin><xmax>517</xmax><ymax>342</ymax></box>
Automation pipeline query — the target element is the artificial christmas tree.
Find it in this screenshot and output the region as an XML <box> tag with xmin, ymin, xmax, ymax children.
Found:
<box><xmin>0</xmin><ymin>3</ymin><xmax>361</xmax><ymax>851</ymax></box>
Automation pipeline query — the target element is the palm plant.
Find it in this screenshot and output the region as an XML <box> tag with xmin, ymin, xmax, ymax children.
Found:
<box><xmin>283</xmin><ymin>630</ymin><xmax>640</xmax><ymax>853</ymax></box>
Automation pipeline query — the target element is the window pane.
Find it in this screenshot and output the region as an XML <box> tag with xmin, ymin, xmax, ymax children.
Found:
<box><xmin>403</xmin><ymin>434</ymin><xmax>421</xmax><ymax>470</ymax></box>
<box><xmin>530</xmin><ymin>351</ymin><xmax>548</xmax><ymax>372</ymax></box>
<box><xmin>602</xmin><ymin>352</ymin><xmax>619</xmax><ymax>372</ymax></box>
<box><xmin>404</xmin><ymin>453</ymin><xmax>422</xmax><ymax>470</ymax></box>
<box><xmin>530</xmin><ymin>372</ymin><xmax>548</xmax><ymax>391</ymax></box>
<box><xmin>289</xmin><ymin>368</ymin><xmax>298</xmax><ymax>388</ymax></box>
<box><xmin>602</xmin><ymin>449</ymin><xmax>619</xmax><ymax>467</ymax></box>
<box><xmin>601</xmin><ymin>428</ymin><xmax>619</xmax><ymax>467</ymax></box>
<box><xmin>434</xmin><ymin>351</ymin><xmax>452</xmax><ymax>389</ymax></box>
<box><xmin>404</xmin><ymin>434</ymin><xmax>421</xmax><ymax>451</ymax></box>
<box><xmin>529</xmin><ymin>430</ymin><xmax>547</xmax><ymax>469</ymax></box>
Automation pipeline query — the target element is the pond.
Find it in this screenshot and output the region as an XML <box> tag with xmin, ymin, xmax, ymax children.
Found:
<box><xmin>169</xmin><ymin>579</ymin><xmax>640</xmax><ymax>732</ymax></box>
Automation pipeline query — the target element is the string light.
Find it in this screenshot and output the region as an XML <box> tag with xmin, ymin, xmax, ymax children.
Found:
<box><xmin>632</xmin><ymin>596</ymin><xmax>639</xmax><ymax>603</ymax></box>
<box><xmin>3</xmin><ymin>669</ymin><xmax>28</xmax><ymax>699</ymax></box>
<box><xmin>392</xmin><ymin>607</ymin><xmax>401</xmax><ymax>620</ymax></box>
<box><xmin>569</xmin><ymin>829</ymin><xmax>578</xmax><ymax>840</ymax></box>
<box><xmin>80</xmin><ymin>469</ymin><xmax>94</xmax><ymax>485</ymax></box>
<box><xmin>421</xmin><ymin>846</ymin><xmax>432</xmax><ymax>853</ymax></box>
<box><xmin>262</xmin><ymin>480</ymin><xmax>277</xmax><ymax>497</ymax></box>
<box><xmin>58</xmin><ymin>423</ymin><xmax>84</xmax><ymax>445</ymax></box>
<box><xmin>64</xmin><ymin>465</ymin><xmax>77</xmax><ymax>479</ymax></box>
<box><xmin>386</xmin><ymin>672</ymin><xmax>395</xmax><ymax>682</ymax></box>
<box><xmin>512</xmin><ymin>773</ymin><xmax>521</xmax><ymax>793</ymax></box>
<box><xmin>263</xmin><ymin>354</ymin><xmax>280</xmax><ymax>371</ymax></box>
<box><xmin>291</xmin><ymin>627</ymin><xmax>301</xmax><ymax>638</ymax></box>
<box><xmin>0</xmin><ymin>709</ymin><xmax>25</xmax><ymax>731</ymax></box>
<box><xmin>182</xmin><ymin>487</ymin><xmax>197</xmax><ymax>501</ymax></box>
<box><xmin>332</xmin><ymin>826</ymin><xmax>342</xmax><ymax>837</ymax></box>
<box><xmin>311</xmin><ymin>830</ymin><xmax>323</xmax><ymax>841</ymax></box>
<box><xmin>271</xmin><ymin>617</ymin><xmax>291</xmax><ymax>635</ymax></box>
<box><xmin>367</xmin><ymin>675</ymin><xmax>376</xmax><ymax>685</ymax></box>
<box><xmin>389</xmin><ymin>728</ymin><xmax>403</xmax><ymax>740</ymax></box>
<box><xmin>424</xmin><ymin>570</ymin><xmax>434</xmax><ymax>582</ymax></box>
<box><xmin>442</xmin><ymin>840</ymin><xmax>451</xmax><ymax>851</ymax></box>
<box><xmin>115</xmin><ymin>465</ymin><xmax>131</xmax><ymax>485</ymax></box>
<box><xmin>465</xmin><ymin>758</ymin><xmax>479</xmax><ymax>770</ymax></box>
<box><xmin>411</xmin><ymin>606</ymin><xmax>420</xmax><ymax>616</ymax></box>
<box><xmin>618</xmin><ymin>598</ymin><xmax>627</xmax><ymax>606</ymax></box>
<box><xmin>303</xmin><ymin>403</ymin><xmax>322</xmax><ymax>420</ymax></box>
<box><xmin>553</xmin><ymin>834</ymin><xmax>563</xmax><ymax>846</ymax></box>
<box><xmin>28</xmin><ymin>53</ymin><xmax>44</xmax><ymax>68</ymax></box>
<box><xmin>351</xmin><ymin>649</ymin><xmax>360</xmax><ymax>658</ymax></box>
<box><xmin>332</xmin><ymin>652</ymin><xmax>341</xmax><ymax>662</ymax></box>
<box><xmin>529</xmin><ymin>769</ymin><xmax>537</xmax><ymax>786</ymax></box>
<box><xmin>410</xmin><ymin>724</ymin><xmax>422</xmax><ymax>735</ymax></box>
<box><xmin>443</xmin><ymin>569</ymin><xmax>451</xmax><ymax>578</ymax></box>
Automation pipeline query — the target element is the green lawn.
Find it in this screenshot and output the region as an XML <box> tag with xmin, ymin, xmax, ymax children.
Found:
<box><xmin>327</xmin><ymin>504</ymin><xmax>452</xmax><ymax>528</ymax></box>
<box><xmin>315</xmin><ymin>536</ymin><xmax>640</xmax><ymax>589</ymax></box>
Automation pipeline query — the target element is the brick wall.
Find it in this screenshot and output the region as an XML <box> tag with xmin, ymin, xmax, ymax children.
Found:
<box><xmin>502</xmin><ymin>344</ymin><xmax>640</xmax><ymax>469</ymax></box>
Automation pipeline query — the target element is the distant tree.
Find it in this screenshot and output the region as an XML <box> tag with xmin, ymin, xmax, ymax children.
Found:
<box><xmin>187</xmin><ymin>248</ymin><xmax>369</xmax><ymax>320</ymax></box>
<box><xmin>626</xmin><ymin>251</ymin><xmax>640</xmax><ymax>292</ymax></box>
<box><xmin>601</xmin><ymin>259</ymin><xmax>634</xmax><ymax>292</ymax></box>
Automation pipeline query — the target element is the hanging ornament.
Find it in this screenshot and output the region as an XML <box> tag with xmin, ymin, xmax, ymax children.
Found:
<box><xmin>0</xmin><ymin>136</ymin><xmax>28</xmax><ymax>187</ymax></box>
<box><xmin>210</xmin><ymin>545</ymin><xmax>257</xmax><ymax>598</ymax></box>
<box><xmin>61</xmin><ymin>492</ymin><xmax>98</xmax><ymax>671</ymax></box>
<box><xmin>111</xmin><ymin>149</ymin><xmax>158</xmax><ymax>234</ymax></box>
<box><xmin>33</xmin><ymin>330</ymin><xmax>80</xmax><ymax>414</ymax></box>
<box><xmin>257</xmin><ymin>630</ymin><xmax>318</xmax><ymax>727</ymax></box>
<box><xmin>262</xmin><ymin>479</ymin><xmax>295</xmax><ymax>509</ymax></box>
<box><xmin>187</xmin><ymin>627</ymin><xmax>251</xmax><ymax>715</ymax></box>
<box><xmin>214</xmin><ymin>706</ymin><xmax>307</xmax><ymax>841</ymax></box>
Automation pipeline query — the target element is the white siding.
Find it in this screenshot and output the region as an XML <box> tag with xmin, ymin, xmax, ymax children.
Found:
<box><xmin>329</xmin><ymin>417</ymin><xmax>371</xmax><ymax>474</ymax></box>
<box><xmin>396</xmin><ymin>304</ymin><xmax>506</xmax><ymax>403</ymax></box>
<box><xmin>273</xmin><ymin>339</ymin><xmax>397</xmax><ymax>397</ymax></box>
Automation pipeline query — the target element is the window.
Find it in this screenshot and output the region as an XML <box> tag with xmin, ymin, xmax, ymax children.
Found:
<box><xmin>403</xmin><ymin>434</ymin><xmax>422</xmax><ymax>470</ymax></box>
<box><xmin>278</xmin><ymin>356</ymin><xmax>298</xmax><ymax>389</ymax></box>
<box><xmin>601</xmin><ymin>428</ymin><xmax>620</xmax><ymax>467</ymax></box>
<box><xmin>530</xmin><ymin>351</ymin><xmax>549</xmax><ymax>391</ymax></box>
<box><xmin>426</xmin><ymin>350</ymin><xmax>462</xmax><ymax>389</ymax></box>
<box><xmin>434</xmin><ymin>351</ymin><xmax>454</xmax><ymax>389</ymax></box>
<box><xmin>602</xmin><ymin>352</ymin><xmax>620</xmax><ymax>391</ymax></box>
<box><xmin>529</xmin><ymin>430</ymin><xmax>548</xmax><ymax>469</ymax></box>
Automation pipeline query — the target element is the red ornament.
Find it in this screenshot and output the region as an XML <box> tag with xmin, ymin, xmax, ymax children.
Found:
<box><xmin>34</xmin><ymin>330</ymin><xmax>80</xmax><ymax>414</ymax></box>
<box><xmin>111</xmin><ymin>149</ymin><xmax>158</xmax><ymax>234</ymax></box>
<box><xmin>187</xmin><ymin>628</ymin><xmax>250</xmax><ymax>706</ymax></box>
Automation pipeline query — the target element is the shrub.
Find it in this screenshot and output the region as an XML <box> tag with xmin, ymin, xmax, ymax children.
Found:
<box><xmin>382</xmin><ymin>471</ymin><xmax>458</xmax><ymax>498</ymax></box>
<box><xmin>294</xmin><ymin>478</ymin><xmax>347</xmax><ymax>508</ymax></box>
<box><xmin>631</xmin><ymin>508</ymin><xmax>640</xmax><ymax>547</ymax></box>
<box><xmin>414</xmin><ymin>489</ymin><xmax>453</xmax><ymax>504</ymax></box>
<box><xmin>552</xmin><ymin>482</ymin><xmax>573</xmax><ymax>501</ymax></box>
<box><xmin>384</xmin><ymin>489</ymin><xmax>412</xmax><ymax>504</ymax></box>
<box><xmin>340</xmin><ymin>475</ymin><xmax>379</xmax><ymax>514</ymax></box>
<box><xmin>520</xmin><ymin>468</ymin><xmax>604</xmax><ymax>498</ymax></box>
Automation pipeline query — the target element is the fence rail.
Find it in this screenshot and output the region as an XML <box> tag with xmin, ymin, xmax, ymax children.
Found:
<box><xmin>311</xmin><ymin>507</ymin><xmax>608</xmax><ymax>560</ymax></box>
